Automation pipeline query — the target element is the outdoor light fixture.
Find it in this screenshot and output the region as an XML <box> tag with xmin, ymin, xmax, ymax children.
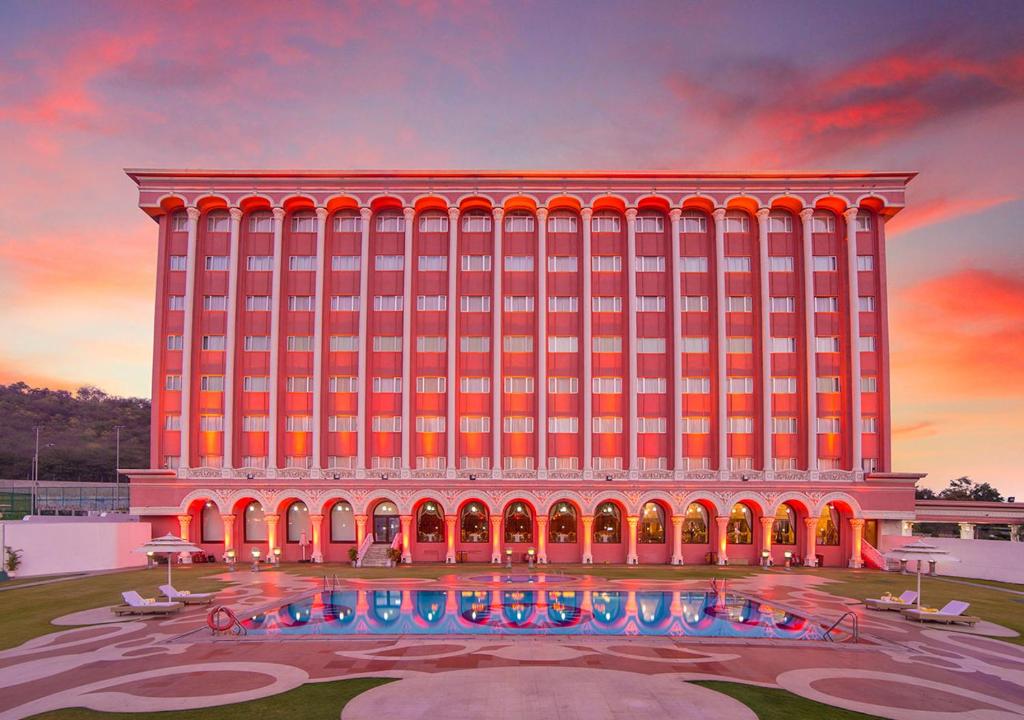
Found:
<box><xmin>273</xmin><ymin>547</ymin><xmax>282</xmax><ymax>565</ymax></box>
<box><xmin>146</xmin><ymin>550</ymin><xmax>154</xmax><ymax>568</ymax></box>
<box><xmin>605</xmin><ymin>475</ymin><xmax>612</xmax><ymax>482</ymax></box>
<box><xmin>505</xmin><ymin>548</ymin><xmax>513</xmax><ymax>569</ymax></box>
<box><xmin>246</xmin><ymin>473</ymin><xmax>254</xmax><ymax>480</ymax></box>
<box><xmin>469</xmin><ymin>474</ymin><xmax>477</xmax><ymax>481</ymax></box>
<box><xmin>333</xmin><ymin>473</ymin><xmax>340</xmax><ymax>481</ymax></box>
<box><xmin>527</xmin><ymin>547</ymin><xmax>535</xmax><ymax>569</ymax></box>
<box><xmin>761</xmin><ymin>550</ymin><xmax>771</xmax><ymax>568</ymax></box>
<box><xmin>226</xmin><ymin>549</ymin><xmax>236</xmax><ymax>572</ymax></box>
<box><xmin>251</xmin><ymin>548</ymin><xmax>261</xmax><ymax>572</ymax></box>
<box><xmin>382</xmin><ymin>474</ymin><xmax>389</xmax><ymax>481</ymax></box>
<box><xmin>783</xmin><ymin>551</ymin><xmax>792</xmax><ymax>571</ymax></box>
<box><xmin>741</xmin><ymin>474</ymin><xmax>750</xmax><ymax>482</ymax></box>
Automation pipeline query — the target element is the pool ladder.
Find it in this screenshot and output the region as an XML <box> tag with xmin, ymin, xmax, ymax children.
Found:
<box><xmin>823</xmin><ymin>610</ymin><xmax>859</xmax><ymax>643</ymax></box>
<box><xmin>322</xmin><ymin>574</ymin><xmax>341</xmax><ymax>591</ymax></box>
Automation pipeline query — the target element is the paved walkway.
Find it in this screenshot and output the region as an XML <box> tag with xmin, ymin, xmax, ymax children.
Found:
<box><xmin>1</xmin><ymin>571</ymin><xmax>1023</xmax><ymax>719</ymax></box>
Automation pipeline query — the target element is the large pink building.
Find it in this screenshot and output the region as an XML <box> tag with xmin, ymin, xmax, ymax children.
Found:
<box><xmin>124</xmin><ymin>169</ymin><xmax>922</xmax><ymax>568</ymax></box>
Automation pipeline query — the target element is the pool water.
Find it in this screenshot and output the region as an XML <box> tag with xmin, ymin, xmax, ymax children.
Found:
<box><xmin>240</xmin><ymin>589</ymin><xmax>831</xmax><ymax>639</ymax></box>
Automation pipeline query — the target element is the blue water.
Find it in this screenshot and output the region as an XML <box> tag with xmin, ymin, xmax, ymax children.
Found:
<box><xmin>240</xmin><ymin>589</ymin><xmax>829</xmax><ymax>639</ymax></box>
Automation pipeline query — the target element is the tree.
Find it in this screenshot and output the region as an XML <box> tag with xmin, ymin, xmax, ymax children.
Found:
<box><xmin>938</xmin><ymin>476</ymin><xmax>1004</xmax><ymax>502</ymax></box>
<box><xmin>915</xmin><ymin>486</ymin><xmax>937</xmax><ymax>500</ymax></box>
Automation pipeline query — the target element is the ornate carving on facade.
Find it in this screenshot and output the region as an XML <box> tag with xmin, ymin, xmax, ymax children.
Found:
<box><xmin>548</xmin><ymin>471</ymin><xmax>583</xmax><ymax>480</ymax></box>
<box><xmin>684</xmin><ymin>471</ymin><xmax>717</xmax><ymax>481</ymax></box>
<box><xmin>277</xmin><ymin>468</ymin><xmax>309</xmax><ymax>479</ymax></box>
<box><xmin>775</xmin><ymin>471</ymin><xmax>806</xmax><ymax>482</ymax></box>
<box><xmin>411</xmin><ymin>469</ymin><xmax>446</xmax><ymax>479</ymax></box>
<box><xmin>639</xmin><ymin>470</ymin><xmax>672</xmax><ymax>480</ymax></box>
<box><xmin>189</xmin><ymin>467</ymin><xmax>221</xmax><ymax>478</ymax></box>
<box><xmin>820</xmin><ymin>471</ymin><xmax>854</xmax><ymax>483</ymax></box>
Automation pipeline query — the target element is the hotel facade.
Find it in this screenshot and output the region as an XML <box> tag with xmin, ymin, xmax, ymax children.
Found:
<box><xmin>124</xmin><ymin>170</ymin><xmax>921</xmax><ymax>568</ymax></box>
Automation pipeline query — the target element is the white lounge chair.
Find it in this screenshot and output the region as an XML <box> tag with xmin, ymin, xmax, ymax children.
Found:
<box><xmin>159</xmin><ymin>584</ymin><xmax>216</xmax><ymax>605</ymax></box>
<box><xmin>112</xmin><ymin>590</ymin><xmax>182</xmax><ymax>616</ymax></box>
<box><xmin>901</xmin><ymin>600</ymin><xmax>980</xmax><ymax>627</ymax></box>
<box><xmin>864</xmin><ymin>590</ymin><xmax>918</xmax><ymax>611</ymax></box>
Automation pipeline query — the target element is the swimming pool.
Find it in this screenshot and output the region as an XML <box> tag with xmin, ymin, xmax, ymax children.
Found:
<box><xmin>239</xmin><ymin>588</ymin><xmax>832</xmax><ymax>640</ymax></box>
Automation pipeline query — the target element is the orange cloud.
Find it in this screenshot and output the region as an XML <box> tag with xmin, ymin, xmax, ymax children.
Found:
<box><xmin>892</xmin><ymin>421</ymin><xmax>938</xmax><ymax>440</ymax></box>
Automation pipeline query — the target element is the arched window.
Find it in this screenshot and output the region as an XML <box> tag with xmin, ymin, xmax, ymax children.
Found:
<box><xmin>460</xmin><ymin>503</ymin><xmax>488</xmax><ymax>543</ymax></box>
<box><xmin>330</xmin><ymin>501</ymin><xmax>355</xmax><ymax>542</ymax></box>
<box><xmin>549</xmin><ymin>502</ymin><xmax>577</xmax><ymax>543</ymax></box>
<box><xmin>374</xmin><ymin>501</ymin><xmax>399</xmax><ymax>517</ymax></box>
<box><xmin>773</xmin><ymin>504</ymin><xmax>797</xmax><ymax>545</ymax></box>
<box><xmin>593</xmin><ymin>502</ymin><xmax>621</xmax><ymax>543</ymax></box>
<box><xmin>286</xmin><ymin>501</ymin><xmax>311</xmax><ymax>543</ymax></box>
<box><xmin>417</xmin><ymin>501</ymin><xmax>444</xmax><ymax>543</ymax></box>
<box><xmin>243</xmin><ymin>501</ymin><xmax>266</xmax><ymax>542</ymax></box>
<box><xmin>504</xmin><ymin>503</ymin><xmax>533</xmax><ymax>543</ymax></box>
<box><xmin>201</xmin><ymin>502</ymin><xmax>223</xmax><ymax>542</ymax></box>
<box><xmin>638</xmin><ymin>502</ymin><xmax>666</xmax><ymax>544</ymax></box>
<box><xmin>728</xmin><ymin>504</ymin><xmax>753</xmax><ymax>544</ymax></box>
<box><xmin>682</xmin><ymin>503</ymin><xmax>708</xmax><ymax>544</ymax></box>
<box><xmin>816</xmin><ymin>505</ymin><xmax>841</xmax><ymax>546</ymax></box>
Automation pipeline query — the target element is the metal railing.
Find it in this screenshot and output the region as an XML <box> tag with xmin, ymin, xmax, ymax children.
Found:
<box><xmin>823</xmin><ymin>610</ymin><xmax>860</xmax><ymax>643</ymax></box>
<box><xmin>354</xmin><ymin>535</ymin><xmax>373</xmax><ymax>567</ymax></box>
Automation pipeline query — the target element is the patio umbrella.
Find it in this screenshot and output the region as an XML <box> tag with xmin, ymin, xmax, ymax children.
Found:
<box><xmin>883</xmin><ymin>539</ymin><xmax>960</xmax><ymax>610</ymax></box>
<box><xmin>133</xmin><ymin>534</ymin><xmax>202</xmax><ymax>587</ymax></box>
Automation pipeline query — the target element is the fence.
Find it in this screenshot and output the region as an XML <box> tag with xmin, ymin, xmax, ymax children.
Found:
<box><xmin>0</xmin><ymin>480</ymin><xmax>130</xmax><ymax>517</ymax></box>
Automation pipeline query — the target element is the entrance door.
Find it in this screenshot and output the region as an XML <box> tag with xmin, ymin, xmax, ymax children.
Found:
<box><xmin>864</xmin><ymin>520</ymin><xmax>879</xmax><ymax>547</ymax></box>
<box><xmin>374</xmin><ymin>515</ymin><xmax>400</xmax><ymax>544</ymax></box>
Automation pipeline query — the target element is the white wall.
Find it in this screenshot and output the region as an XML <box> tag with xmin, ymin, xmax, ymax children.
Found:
<box><xmin>1</xmin><ymin>518</ymin><xmax>152</xmax><ymax>577</ymax></box>
<box><xmin>881</xmin><ymin>535</ymin><xmax>1024</xmax><ymax>584</ymax></box>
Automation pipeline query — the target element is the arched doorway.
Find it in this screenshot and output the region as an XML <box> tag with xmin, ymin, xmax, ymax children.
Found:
<box><xmin>373</xmin><ymin>500</ymin><xmax>400</xmax><ymax>544</ymax></box>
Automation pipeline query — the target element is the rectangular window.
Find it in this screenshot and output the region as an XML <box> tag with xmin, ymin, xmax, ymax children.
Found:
<box><xmin>681</xmin><ymin>295</ymin><xmax>709</xmax><ymax>312</ymax></box>
<box><xmin>636</xmin><ymin>417</ymin><xmax>666</xmax><ymax>433</ymax></box>
<box><xmin>200</xmin><ymin>375</ymin><xmax>224</xmax><ymax>391</ymax></box>
<box><xmin>862</xmin><ymin>417</ymin><xmax>878</xmax><ymax>433</ymax></box>
<box><xmin>416</xmin><ymin>376</ymin><xmax>446</xmax><ymax>393</ymax></box>
<box><xmin>376</xmin><ymin>215</ymin><xmax>405</xmax><ymax>233</ymax></box>
<box><xmin>855</xmin><ymin>214</ymin><xmax>872</xmax><ymax>232</ymax></box>
<box><xmin>724</xmin><ymin>256</ymin><xmax>750</xmax><ymax>272</ymax></box>
<box><xmin>727</xmin><ymin>295</ymin><xmax>752</xmax><ymax>312</ymax></box>
<box><xmin>681</xmin><ymin>213</ymin><xmax>707</xmax><ymax>233</ymax></box>
<box><xmin>727</xmin><ymin>376</ymin><xmax>753</xmax><ymax>393</ymax></box>
<box><xmin>817</xmin><ymin>417</ymin><xmax>841</xmax><ymax>434</ymax></box>
<box><xmin>771</xmin><ymin>337</ymin><xmax>797</xmax><ymax>353</ymax></box>
<box><xmin>593</xmin><ymin>456</ymin><xmax>623</xmax><ymax>470</ymax></box>
<box><xmin>246</xmin><ymin>295</ymin><xmax>272</xmax><ymax>311</ymax></box>
<box><xmin>286</xmin><ymin>415</ymin><xmax>313</xmax><ymax>432</ymax></box>
<box><xmin>773</xmin><ymin>457</ymin><xmax>797</xmax><ymax>471</ymax></box>
<box><xmin>375</xmin><ymin>254</ymin><xmax>404</xmax><ymax>271</ymax></box>
<box><xmin>814</xmin><ymin>296</ymin><xmax>839</xmax><ymax>312</ymax></box>
<box><xmin>287</xmin><ymin>376</ymin><xmax>313</xmax><ymax>393</ymax></box>
<box><xmin>637</xmin><ymin>337</ymin><xmax>666</xmax><ymax>353</ymax></box>
<box><xmin>681</xmin><ymin>377</ymin><xmax>710</xmax><ymax>393</ymax></box>
<box><xmin>813</xmin><ymin>214</ymin><xmax>836</xmax><ymax>233</ymax></box>
<box><xmin>728</xmin><ymin>456</ymin><xmax>753</xmax><ymax>470</ymax></box>
<box><xmin>768</xmin><ymin>213</ymin><xmax>793</xmax><ymax>232</ymax></box>
<box><xmin>166</xmin><ymin>334</ymin><xmax>183</xmax><ymax>350</ymax></box>
<box><xmin>549</xmin><ymin>377</ymin><xmax>578</xmax><ymax>394</ymax></box>
<box><xmin>636</xmin><ymin>295</ymin><xmax>666</xmax><ymax>312</ymax></box>
<box><xmin>682</xmin><ymin>417</ymin><xmax>710</xmax><ymax>433</ymax></box>
<box><xmin>548</xmin><ymin>256</ymin><xmax>578</xmax><ymax>272</ymax></box>
<box><xmin>503</xmin><ymin>416</ymin><xmax>534</xmax><ymax>433</ymax></box>
<box><xmin>164</xmin><ymin>415</ymin><xmax>181</xmax><ymax>430</ymax></box>
<box><xmin>593</xmin><ymin>336</ymin><xmax>623</xmax><ymax>352</ymax></box>
<box><xmin>593</xmin><ymin>416</ymin><xmax>623</xmax><ymax>433</ymax></box>
<box><xmin>549</xmin><ymin>456</ymin><xmax>580</xmax><ymax>471</ymax></box>
<box><xmin>204</xmin><ymin>256</ymin><xmax>229</xmax><ymax>271</ymax></box>
<box><xmin>548</xmin><ymin>417</ymin><xmax>578</xmax><ymax>434</ymax></box>
<box><xmin>460</xmin><ymin>336</ymin><xmax>489</xmax><ymax>352</ymax></box>
<box><xmin>289</xmin><ymin>255</ymin><xmax>316</xmax><ymax>271</ymax></box>
<box><xmin>813</xmin><ymin>256</ymin><xmax>838</xmax><ymax>271</ymax></box>
<box><xmin>857</xmin><ymin>255</ymin><xmax>874</xmax><ymax>271</ymax></box>
<box><xmin>331</xmin><ymin>335</ymin><xmax>359</xmax><ymax>351</ymax></box>
<box><xmin>504</xmin><ymin>295</ymin><xmax>535</xmax><ymax>312</ymax></box>
<box><xmin>636</xmin><ymin>377</ymin><xmax>666</xmax><ymax>394</ymax></box>
<box><xmin>172</xmin><ymin>213</ymin><xmax>189</xmax><ymax>232</ymax></box>
<box><xmin>416</xmin><ymin>456</ymin><xmax>446</xmax><ymax>470</ymax></box>
<box><xmin>373</xmin><ymin>295</ymin><xmax>404</xmax><ymax>311</ymax></box>
<box><xmin>681</xmin><ymin>256</ymin><xmax>708</xmax><ymax>272</ymax></box>
<box><xmin>861</xmin><ymin>376</ymin><xmax>878</xmax><ymax>392</ymax></box>
<box><xmin>816</xmin><ymin>376</ymin><xmax>841</xmax><ymax>393</ymax></box>
<box><xmin>460</xmin><ymin>377</ymin><xmax>490</xmax><ymax>393</ymax></box>
<box><xmin>592</xmin><ymin>296</ymin><xmax>623</xmax><ymax>312</ymax></box>
<box><xmin>637</xmin><ymin>457</ymin><xmax>668</xmax><ymax>471</ymax></box>
<box><xmin>243</xmin><ymin>375</ymin><xmax>270</xmax><ymax>392</ymax></box>
<box><xmin>331</xmin><ymin>255</ymin><xmax>360</xmax><ymax>271</ymax></box>
<box><xmin>372</xmin><ymin>336</ymin><xmax>402</xmax><ymax>352</ymax></box>
<box><xmin>504</xmin><ymin>255</ymin><xmax>534</xmax><ymax>272</ymax></box>
<box><xmin>636</xmin><ymin>215</ymin><xmax>664</xmax><ymax>233</ymax></box>
<box><xmin>371</xmin><ymin>456</ymin><xmax>402</xmax><ymax>470</ymax></box>
<box><xmin>862</xmin><ymin>458</ymin><xmax>878</xmax><ymax>472</ymax></box>
<box><xmin>416</xmin><ymin>416</ymin><xmax>446</xmax><ymax>433</ymax></box>
<box><xmin>329</xmin><ymin>376</ymin><xmax>358</xmax><ymax>393</ymax></box>
<box><xmin>728</xmin><ymin>416</ymin><xmax>754</xmax><ymax>433</ymax></box>
<box><xmin>460</xmin><ymin>295</ymin><xmax>491</xmax><ymax>312</ymax></box>
<box><xmin>548</xmin><ymin>296</ymin><xmax>578</xmax><ymax>312</ymax></box>
<box><xmin>288</xmin><ymin>295</ymin><xmax>315</xmax><ymax>311</ymax></box>
<box><xmin>858</xmin><ymin>296</ymin><xmax>876</xmax><ymax>312</ymax></box>
<box><xmin>327</xmin><ymin>455</ymin><xmax>357</xmax><ymax>469</ymax></box>
<box><xmin>461</xmin><ymin>254</ymin><xmax>492</xmax><ymax>271</ymax></box>
<box><xmin>203</xmin><ymin>295</ymin><xmax>228</xmax><ymax>311</ymax></box>
<box><xmin>772</xmin><ymin>417</ymin><xmax>798</xmax><ymax>434</ymax></box>
<box><xmin>291</xmin><ymin>215</ymin><xmax>315</xmax><ymax>233</ymax></box>
<box><xmin>770</xmin><ymin>296</ymin><xmax>796</xmax><ymax>312</ymax></box>
<box><xmin>249</xmin><ymin>214</ymin><xmax>273</xmax><ymax>232</ymax></box>
<box><xmin>418</xmin><ymin>255</ymin><xmax>447</xmax><ymax>271</ymax></box>
<box><xmin>240</xmin><ymin>455</ymin><xmax>267</xmax><ymax>468</ymax></box>
<box><xmin>334</xmin><ymin>215</ymin><xmax>361</xmax><ymax>232</ymax></box>
<box><xmin>417</xmin><ymin>336</ymin><xmax>447</xmax><ymax>352</ymax></box>
<box><xmin>815</xmin><ymin>336</ymin><xmax>841</xmax><ymax>353</ymax></box>
<box><xmin>417</xmin><ymin>295</ymin><xmax>447</xmax><ymax>311</ymax></box>
<box><xmin>682</xmin><ymin>336</ymin><xmax>710</xmax><ymax>353</ymax></box>
<box><xmin>243</xmin><ymin>415</ymin><xmax>270</xmax><ymax>432</ymax></box>
<box><xmin>505</xmin><ymin>456</ymin><xmax>535</xmax><ymax>470</ymax></box>
<box><xmin>503</xmin><ymin>335</ymin><xmax>533</xmax><ymax>352</ymax></box>
<box><xmin>859</xmin><ymin>336</ymin><xmax>877</xmax><ymax>352</ymax></box>
<box><xmin>548</xmin><ymin>336</ymin><xmax>578</xmax><ymax>353</ymax></box>
<box><xmin>168</xmin><ymin>295</ymin><xmax>185</xmax><ymax>310</ymax></box>
<box><xmin>592</xmin><ymin>377</ymin><xmax>622</xmax><ymax>394</ymax></box>
<box><xmin>371</xmin><ymin>416</ymin><xmax>402</xmax><ymax>432</ymax></box>
<box><xmin>461</xmin><ymin>416</ymin><xmax>491</xmax><ymax>433</ymax></box>
<box><xmin>462</xmin><ymin>214</ymin><xmax>491</xmax><ymax>232</ymax></box>
<box><xmin>724</xmin><ymin>214</ymin><xmax>749</xmax><ymax>233</ymax></box>
<box><xmin>418</xmin><ymin>215</ymin><xmax>448</xmax><ymax>233</ymax></box>
<box><xmin>199</xmin><ymin>415</ymin><xmax>224</xmax><ymax>431</ymax></box>
<box><xmin>726</xmin><ymin>337</ymin><xmax>753</xmax><ymax>353</ymax></box>
<box><xmin>328</xmin><ymin>415</ymin><xmax>357</xmax><ymax>432</ymax></box>
<box><xmin>201</xmin><ymin>335</ymin><xmax>226</xmax><ymax>351</ymax></box>
<box><xmin>506</xmin><ymin>214</ymin><xmax>535</xmax><ymax>232</ymax></box>
<box><xmin>772</xmin><ymin>377</ymin><xmax>797</xmax><ymax>393</ymax></box>
<box><xmin>331</xmin><ymin>295</ymin><xmax>359</xmax><ymax>311</ymax></box>
<box><xmin>592</xmin><ymin>255</ymin><xmax>622</xmax><ymax>272</ymax></box>
<box><xmin>373</xmin><ymin>377</ymin><xmax>402</xmax><ymax>393</ymax></box>
<box><xmin>635</xmin><ymin>255</ymin><xmax>665</xmax><ymax>272</ymax></box>
<box><xmin>461</xmin><ymin>456</ymin><xmax>491</xmax><ymax>470</ymax></box>
<box><xmin>287</xmin><ymin>335</ymin><xmax>314</xmax><ymax>351</ymax></box>
<box><xmin>592</xmin><ymin>215</ymin><xmax>621</xmax><ymax>233</ymax></box>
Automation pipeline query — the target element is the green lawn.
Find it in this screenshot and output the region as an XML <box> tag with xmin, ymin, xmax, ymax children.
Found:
<box><xmin>692</xmin><ymin>681</ymin><xmax>883</xmax><ymax>719</ymax></box>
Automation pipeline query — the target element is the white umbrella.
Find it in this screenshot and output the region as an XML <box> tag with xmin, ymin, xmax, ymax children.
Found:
<box><xmin>134</xmin><ymin>534</ymin><xmax>202</xmax><ymax>586</ymax></box>
<box><xmin>884</xmin><ymin>539</ymin><xmax>960</xmax><ymax>610</ymax></box>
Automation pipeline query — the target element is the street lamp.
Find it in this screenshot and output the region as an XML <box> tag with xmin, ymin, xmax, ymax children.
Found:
<box><xmin>114</xmin><ymin>425</ymin><xmax>124</xmax><ymax>511</ymax></box>
<box><xmin>31</xmin><ymin>428</ymin><xmax>55</xmax><ymax>516</ymax></box>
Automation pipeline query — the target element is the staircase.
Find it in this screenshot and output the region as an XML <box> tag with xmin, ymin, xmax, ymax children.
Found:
<box><xmin>360</xmin><ymin>544</ymin><xmax>392</xmax><ymax>567</ymax></box>
<box><xmin>861</xmin><ymin>539</ymin><xmax>887</xmax><ymax>570</ymax></box>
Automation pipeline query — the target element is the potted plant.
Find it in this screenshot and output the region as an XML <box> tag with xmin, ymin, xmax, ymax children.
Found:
<box><xmin>347</xmin><ymin>546</ymin><xmax>358</xmax><ymax>567</ymax></box>
<box><xmin>5</xmin><ymin>547</ymin><xmax>23</xmax><ymax>578</ymax></box>
<box><xmin>386</xmin><ymin>548</ymin><xmax>402</xmax><ymax>567</ymax></box>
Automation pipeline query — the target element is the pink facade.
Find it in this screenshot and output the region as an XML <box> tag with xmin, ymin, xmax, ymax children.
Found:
<box><xmin>125</xmin><ymin>170</ymin><xmax>920</xmax><ymax>567</ymax></box>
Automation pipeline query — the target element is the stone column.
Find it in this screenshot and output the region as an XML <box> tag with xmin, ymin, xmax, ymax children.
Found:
<box><xmin>309</xmin><ymin>514</ymin><xmax>324</xmax><ymax>563</ymax></box>
<box><xmin>402</xmin><ymin>207</ymin><xmax>416</xmax><ymax>470</ymax></box>
<box><xmin>265</xmin><ymin>513</ymin><xmax>280</xmax><ymax>558</ymax></box>
<box><xmin>848</xmin><ymin>517</ymin><xmax>864</xmax><ymax>568</ymax></box>
<box><xmin>712</xmin><ymin>208</ymin><xmax>728</xmax><ymax>471</ymax></box>
<box><xmin>355</xmin><ymin>514</ymin><xmax>367</xmax><ymax>546</ymax></box>
<box><xmin>799</xmin><ymin>208</ymin><xmax>818</xmax><ymax>471</ymax></box>
<box><xmin>223</xmin><ymin>207</ymin><xmax>243</xmax><ymax>470</ymax></box>
<box><xmin>804</xmin><ymin>517</ymin><xmax>818</xmax><ymax>566</ymax></box>
<box><xmin>447</xmin><ymin>207</ymin><xmax>460</xmax><ymax>471</ymax></box>
<box><xmin>445</xmin><ymin>515</ymin><xmax>457</xmax><ymax>564</ymax></box>
<box><xmin>490</xmin><ymin>514</ymin><xmax>503</xmax><ymax>564</ymax></box>
<box><xmin>760</xmin><ymin>516</ymin><xmax>774</xmax><ymax>563</ymax></box>
<box><xmin>177</xmin><ymin>514</ymin><xmax>192</xmax><ymax>542</ymax></box>
<box><xmin>671</xmin><ymin>515</ymin><xmax>684</xmax><ymax>565</ymax></box>
<box><xmin>491</xmin><ymin>208</ymin><xmax>504</xmax><ymax>472</ymax></box>
<box><xmin>625</xmin><ymin>208</ymin><xmax>639</xmax><ymax>470</ymax></box>
<box><xmin>400</xmin><ymin>514</ymin><xmax>413</xmax><ymax>563</ymax></box>
<box><xmin>715</xmin><ymin>515</ymin><xmax>729</xmax><ymax>565</ymax></box>
<box><xmin>756</xmin><ymin>207</ymin><xmax>773</xmax><ymax>471</ymax></box>
<box><xmin>312</xmin><ymin>207</ymin><xmax>328</xmax><ymax>471</ymax></box>
<box><xmin>669</xmin><ymin>208</ymin><xmax>684</xmax><ymax>471</ymax></box>
<box><xmin>356</xmin><ymin>208</ymin><xmax>372</xmax><ymax>470</ymax></box>
<box><xmin>179</xmin><ymin>206</ymin><xmax>201</xmax><ymax>469</ymax></box>
<box><xmin>536</xmin><ymin>515</ymin><xmax>548</xmax><ymax>564</ymax></box>
<box><xmin>958</xmin><ymin>522</ymin><xmax>975</xmax><ymax>540</ymax></box>
<box><xmin>581</xmin><ymin>208</ymin><xmax>594</xmax><ymax>470</ymax></box>
<box><xmin>844</xmin><ymin>207</ymin><xmax>862</xmax><ymax>472</ymax></box>
<box><xmin>626</xmin><ymin>515</ymin><xmax>639</xmax><ymax>565</ymax></box>
<box><xmin>536</xmin><ymin>207</ymin><xmax>549</xmax><ymax>472</ymax></box>
<box><xmin>221</xmin><ymin>513</ymin><xmax>236</xmax><ymax>554</ymax></box>
<box><xmin>581</xmin><ymin>515</ymin><xmax>594</xmax><ymax>564</ymax></box>
<box><xmin>268</xmin><ymin>207</ymin><xmax>286</xmax><ymax>470</ymax></box>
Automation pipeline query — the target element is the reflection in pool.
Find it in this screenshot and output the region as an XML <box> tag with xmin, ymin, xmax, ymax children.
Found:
<box><xmin>241</xmin><ymin>589</ymin><xmax>829</xmax><ymax>639</ymax></box>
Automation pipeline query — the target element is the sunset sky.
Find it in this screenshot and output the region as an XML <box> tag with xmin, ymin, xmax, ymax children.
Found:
<box><xmin>1</xmin><ymin>0</ymin><xmax>1021</xmax><ymax>494</ymax></box>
